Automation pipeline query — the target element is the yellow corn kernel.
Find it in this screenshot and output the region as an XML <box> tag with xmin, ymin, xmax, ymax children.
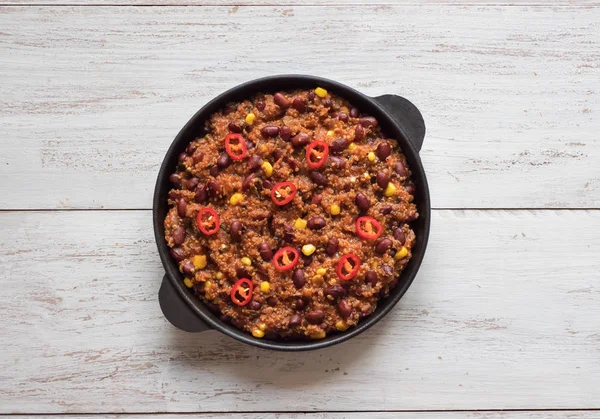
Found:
<box><xmin>245</xmin><ymin>112</ymin><xmax>255</xmax><ymax>125</ymax></box>
<box><xmin>312</xmin><ymin>275</ymin><xmax>324</xmax><ymax>286</ymax></box>
<box><xmin>315</xmin><ymin>87</ymin><xmax>328</xmax><ymax>98</ymax></box>
<box><xmin>327</xmin><ymin>130</ymin><xmax>335</xmax><ymax>137</ymax></box>
<box><xmin>295</xmin><ymin>218</ymin><xmax>308</xmax><ymax>230</ymax></box>
<box><xmin>367</xmin><ymin>151</ymin><xmax>376</xmax><ymax>162</ymax></box>
<box><xmin>330</xmin><ymin>204</ymin><xmax>340</xmax><ymax>215</ymax></box>
<box><xmin>384</xmin><ymin>182</ymin><xmax>397</xmax><ymax>197</ymax></box>
<box><xmin>260</xmin><ymin>281</ymin><xmax>270</xmax><ymax>293</ymax></box>
<box><xmin>311</xmin><ymin>330</ymin><xmax>327</xmax><ymax>339</ymax></box>
<box><xmin>193</xmin><ymin>255</ymin><xmax>207</xmax><ymax>269</ymax></box>
<box><xmin>316</xmin><ymin>268</ymin><xmax>327</xmax><ymax>276</ymax></box>
<box><xmin>258</xmin><ymin>323</ymin><xmax>267</xmax><ymax>331</ymax></box>
<box><xmin>335</xmin><ymin>320</ymin><xmax>349</xmax><ymax>331</ymax></box>
<box><xmin>205</xmin><ymin>281</ymin><xmax>212</xmax><ymax>289</ymax></box>
<box><xmin>261</xmin><ymin>161</ymin><xmax>273</xmax><ymax>178</ymax></box>
<box><xmin>229</xmin><ymin>193</ymin><xmax>244</xmax><ymax>206</ymax></box>
<box><xmin>371</xmin><ymin>261</ymin><xmax>379</xmax><ymax>269</ymax></box>
<box><xmin>302</xmin><ymin>244</ymin><xmax>316</xmax><ymax>256</ymax></box>
<box><xmin>216</xmin><ymin>272</ymin><xmax>223</xmax><ymax>280</ymax></box>
<box><xmin>241</xmin><ymin>257</ymin><xmax>252</xmax><ymax>266</ymax></box>
<box><xmin>183</xmin><ymin>278</ymin><xmax>194</xmax><ymax>288</ymax></box>
<box><xmin>348</xmin><ymin>142</ymin><xmax>357</xmax><ymax>150</ymax></box>
<box><xmin>394</xmin><ymin>246</ymin><xmax>409</xmax><ymax>260</ymax></box>
<box><xmin>252</xmin><ymin>329</ymin><xmax>265</xmax><ymax>338</ymax></box>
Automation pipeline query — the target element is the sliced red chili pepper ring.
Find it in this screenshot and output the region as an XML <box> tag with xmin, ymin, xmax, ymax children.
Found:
<box><xmin>306</xmin><ymin>140</ymin><xmax>329</xmax><ymax>169</ymax></box>
<box><xmin>271</xmin><ymin>182</ymin><xmax>297</xmax><ymax>206</ymax></box>
<box><xmin>336</xmin><ymin>253</ymin><xmax>361</xmax><ymax>281</ymax></box>
<box><xmin>273</xmin><ymin>247</ymin><xmax>300</xmax><ymax>272</ymax></box>
<box><xmin>197</xmin><ymin>207</ymin><xmax>220</xmax><ymax>235</ymax></box>
<box><xmin>224</xmin><ymin>133</ymin><xmax>248</xmax><ymax>161</ymax></box>
<box><xmin>355</xmin><ymin>216</ymin><xmax>383</xmax><ymax>240</ymax></box>
<box><xmin>230</xmin><ymin>278</ymin><xmax>253</xmax><ymax>306</ymax></box>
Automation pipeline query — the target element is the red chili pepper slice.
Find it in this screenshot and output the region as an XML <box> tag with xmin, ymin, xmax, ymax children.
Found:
<box><xmin>230</xmin><ymin>278</ymin><xmax>253</xmax><ymax>306</ymax></box>
<box><xmin>355</xmin><ymin>216</ymin><xmax>383</xmax><ymax>240</ymax></box>
<box><xmin>224</xmin><ymin>133</ymin><xmax>248</xmax><ymax>160</ymax></box>
<box><xmin>306</xmin><ymin>140</ymin><xmax>329</xmax><ymax>169</ymax></box>
<box><xmin>197</xmin><ymin>207</ymin><xmax>220</xmax><ymax>235</ymax></box>
<box><xmin>270</xmin><ymin>182</ymin><xmax>297</xmax><ymax>206</ymax></box>
<box><xmin>336</xmin><ymin>253</ymin><xmax>361</xmax><ymax>281</ymax></box>
<box><xmin>273</xmin><ymin>247</ymin><xmax>300</xmax><ymax>272</ymax></box>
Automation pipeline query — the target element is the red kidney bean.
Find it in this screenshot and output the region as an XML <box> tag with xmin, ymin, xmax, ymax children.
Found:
<box><xmin>193</xmin><ymin>282</ymin><xmax>206</xmax><ymax>294</ymax></box>
<box><xmin>309</xmin><ymin>171</ymin><xmax>327</xmax><ymax>186</ymax></box>
<box><xmin>285</xmin><ymin>157</ymin><xmax>300</xmax><ymax>172</ymax></box>
<box><xmin>291</xmin><ymin>133</ymin><xmax>310</xmax><ymax>147</ymax></box>
<box><xmin>322</xmin><ymin>99</ymin><xmax>332</xmax><ymax>108</ymax></box>
<box><xmin>359</xmin><ymin>116</ymin><xmax>378</xmax><ymax>128</ymax></box>
<box><xmin>185</xmin><ymin>177</ymin><xmax>199</xmax><ymax>191</ymax></box>
<box><xmin>262</xmin><ymin>179</ymin><xmax>274</xmax><ymax>190</ymax></box>
<box><xmin>326</xmin><ymin>237</ymin><xmax>339</xmax><ymax>256</ymax></box>
<box><xmin>267</xmin><ymin>296</ymin><xmax>278</xmax><ymax>307</ymax></box>
<box><xmin>177</xmin><ymin>198</ymin><xmax>187</xmax><ymax>218</ymax></box>
<box><xmin>393</xmin><ymin>228</ymin><xmax>406</xmax><ymax>245</ymax></box>
<box><xmin>248</xmin><ymin>300</ymin><xmax>262</xmax><ymax>310</ymax></box>
<box><xmin>186</xmin><ymin>142</ymin><xmax>197</xmax><ymax>154</ymax></box>
<box><xmin>292</xmin><ymin>97</ymin><xmax>306</xmax><ymax>113</ymax></box>
<box><xmin>380</xmin><ymin>206</ymin><xmax>392</xmax><ymax>215</ymax></box>
<box><xmin>230</xmin><ymin>221</ymin><xmax>242</xmax><ymax>241</ymax></box>
<box><xmin>325</xmin><ymin>284</ymin><xmax>347</xmax><ymax>298</ymax></box>
<box><xmin>307</xmin><ymin>91</ymin><xmax>316</xmax><ymax>101</ymax></box>
<box><xmin>355</xmin><ymin>124</ymin><xmax>365</xmax><ymax>140</ymax></box>
<box><xmin>338</xmin><ymin>299</ymin><xmax>352</xmax><ymax>318</ymax></box>
<box><xmin>294</xmin><ymin>298</ymin><xmax>305</xmax><ymax>311</ymax></box>
<box><xmin>246</xmin><ymin>140</ymin><xmax>255</xmax><ymax>150</ymax></box>
<box><xmin>193</xmin><ymin>151</ymin><xmax>204</xmax><ymax>165</ymax></box>
<box><xmin>173</xmin><ymin>226</ymin><xmax>186</xmax><ymax>246</ymax></box>
<box><xmin>305</xmin><ymin>309</ymin><xmax>325</xmax><ymax>324</ymax></box>
<box><xmin>329</xmin><ymin>156</ymin><xmax>346</xmax><ymax>169</ymax></box>
<box><xmin>273</xmin><ymin>92</ymin><xmax>291</xmax><ymax>109</ymax></box>
<box><xmin>170</xmin><ymin>247</ymin><xmax>185</xmax><ymax>261</ymax></box>
<box><xmin>388</xmin><ymin>278</ymin><xmax>399</xmax><ymax>291</ymax></box>
<box><xmin>330</xmin><ymin>139</ymin><xmax>348</xmax><ymax>153</ymax></box>
<box><xmin>217</xmin><ymin>153</ymin><xmax>231</xmax><ymax>169</ymax></box>
<box><xmin>283</xmin><ymin>230</ymin><xmax>294</xmax><ymax>242</ymax></box>
<box><xmin>280</xmin><ymin>126</ymin><xmax>291</xmax><ymax>141</ymax></box>
<box><xmin>261</xmin><ymin>126</ymin><xmax>280</xmax><ymax>138</ymax></box>
<box><xmin>256</xmin><ymin>100</ymin><xmax>266</xmax><ymax>111</ymax></box>
<box><xmin>376</xmin><ymin>142</ymin><xmax>392</xmax><ymax>161</ymax></box>
<box><xmin>241</xmin><ymin>173</ymin><xmax>256</xmax><ymax>192</ymax></box>
<box><xmin>404</xmin><ymin>213</ymin><xmax>418</xmax><ymax>223</ymax></box>
<box><xmin>376</xmin><ymin>171</ymin><xmax>390</xmax><ymax>189</ymax></box>
<box><xmin>337</xmin><ymin>112</ymin><xmax>348</xmax><ymax>122</ymax></box>
<box><xmin>349</xmin><ymin>107</ymin><xmax>360</xmax><ymax>118</ymax></box>
<box><xmin>307</xmin><ymin>216</ymin><xmax>326</xmax><ymax>230</ymax></box>
<box><xmin>181</xmin><ymin>261</ymin><xmax>195</xmax><ymax>275</ymax></box>
<box><xmin>301</xmin><ymin>254</ymin><xmax>313</xmax><ymax>267</ymax></box>
<box><xmin>169</xmin><ymin>190</ymin><xmax>182</xmax><ymax>201</ymax></box>
<box><xmin>259</xmin><ymin>242</ymin><xmax>273</xmax><ymax>261</ymax></box>
<box><xmin>405</xmin><ymin>182</ymin><xmax>416</xmax><ymax>195</ymax></box>
<box><xmin>394</xmin><ymin>161</ymin><xmax>407</xmax><ymax>177</ymax></box>
<box><xmin>178</xmin><ymin>152</ymin><xmax>188</xmax><ymax>162</ymax></box>
<box><xmin>293</xmin><ymin>269</ymin><xmax>306</xmax><ymax>289</ymax></box>
<box><xmin>195</xmin><ymin>185</ymin><xmax>207</xmax><ymax>203</ymax></box>
<box><xmin>311</xmin><ymin>194</ymin><xmax>322</xmax><ymax>205</ymax></box>
<box><xmin>366</xmin><ymin>270</ymin><xmax>378</xmax><ymax>285</ymax></box>
<box><xmin>272</xmin><ymin>149</ymin><xmax>284</xmax><ymax>161</ymax></box>
<box><xmin>355</xmin><ymin>192</ymin><xmax>370</xmax><ymax>212</ymax></box>
<box><xmin>248</xmin><ymin>155</ymin><xmax>262</xmax><ymax>171</ymax></box>
<box><xmin>228</xmin><ymin>121</ymin><xmax>242</xmax><ymax>133</ymax></box>
<box><xmin>382</xmin><ymin>265</ymin><xmax>394</xmax><ymax>279</ymax></box>
<box><xmin>207</xmin><ymin>179</ymin><xmax>222</xmax><ymax>198</ymax></box>
<box><xmin>169</xmin><ymin>173</ymin><xmax>182</xmax><ymax>187</ymax></box>
<box><xmin>331</xmin><ymin>112</ymin><xmax>339</xmax><ymax>118</ymax></box>
<box><xmin>209</xmin><ymin>165</ymin><xmax>219</xmax><ymax>177</ymax></box>
<box><xmin>375</xmin><ymin>237</ymin><xmax>392</xmax><ymax>254</ymax></box>
<box><xmin>236</xmin><ymin>267</ymin><xmax>250</xmax><ymax>279</ymax></box>
<box><xmin>289</xmin><ymin>314</ymin><xmax>302</xmax><ymax>327</ymax></box>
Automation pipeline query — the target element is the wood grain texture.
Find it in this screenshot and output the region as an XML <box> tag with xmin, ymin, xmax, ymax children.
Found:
<box><xmin>1</xmin><ymin>1</ymin><xmax>599</xmax><ymax>5</ymax></box>
<box><xmin>1</xmin><ymin>210</ymin><xmax>599</xmax><ymax>413</ymax></box>
<box><xmin>0</xmin><ymin>5</ymin><xmax>599</xmax><ymax>210</ymax></box>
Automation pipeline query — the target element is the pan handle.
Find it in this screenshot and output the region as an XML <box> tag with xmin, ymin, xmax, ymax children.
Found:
<box><xmin>159</xmin><ymin>275</ymin><xmax>211</xmax><ymax>333</ymax></box>
<box><xmin>373</xmin><ymin>94</ymin><xmax>426</xmax><ymax>152</ymax></box>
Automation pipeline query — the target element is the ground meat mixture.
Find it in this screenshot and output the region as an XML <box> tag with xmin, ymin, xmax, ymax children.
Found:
<box><xmin>164</xmin><ymin>87</ymin><xmax>418</xmax><ymax>340</ymax></box>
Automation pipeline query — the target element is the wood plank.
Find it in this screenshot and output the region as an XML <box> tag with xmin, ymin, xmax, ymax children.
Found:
<box><xmin>0</xmin><ymin>5</ymin><xmax>599</xmax><ymax>210</ymax></box>
<box><xmin>1</xmin><ymin>1</ymin><xmax>599</xmax><ymax>5</ymax></box>
<box><xmin>7</xmin><ymin>413</ymin><xmax>600</xmax><ymax>418</ymax></box>
<box><xmin>1</xmin><ymin>210</ymin><xmax>599</xmax><ymax>413</ymax></box>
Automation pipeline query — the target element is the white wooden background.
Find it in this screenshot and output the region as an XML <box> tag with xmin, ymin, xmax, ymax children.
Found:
<box><xmin>1</xmin><ymin>1</ymin><xmax>599</xmax><ymax>418</ymax></box>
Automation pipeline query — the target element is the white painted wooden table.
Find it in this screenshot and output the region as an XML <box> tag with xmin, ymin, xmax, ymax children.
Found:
<box><xmin>1</xmin><ymin>1</ymin><xmax>599</xmax><ymax>417</ymax></box>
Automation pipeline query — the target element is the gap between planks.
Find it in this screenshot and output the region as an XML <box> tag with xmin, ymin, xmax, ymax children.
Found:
<box><xmin>0</xmin><ymin>3</ymin><xmax>599</xmax><ymax>5</ymax></box>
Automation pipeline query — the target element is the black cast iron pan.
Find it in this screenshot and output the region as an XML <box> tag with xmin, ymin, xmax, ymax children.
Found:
<box><xmin>153</xmin><ymin>75</ymin><xmax>430</xmax><ymax>351</ymax></box>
